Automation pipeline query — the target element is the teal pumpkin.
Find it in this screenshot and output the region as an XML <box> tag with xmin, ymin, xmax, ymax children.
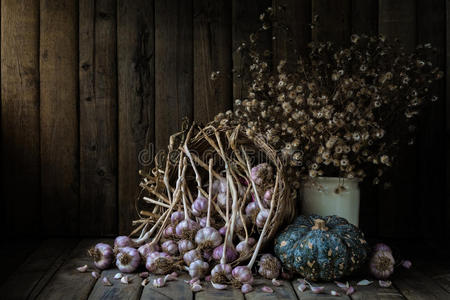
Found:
<box><xmin>274</xmin><ymin>214</ymin><xmax>369</xmax><ymax>281</ymax></box>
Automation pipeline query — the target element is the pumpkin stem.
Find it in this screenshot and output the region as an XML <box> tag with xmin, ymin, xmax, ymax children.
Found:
<box><xmin>312</xmin><ymin>219</ymin><xmax>328</xmax><ymax>231</ymax></box>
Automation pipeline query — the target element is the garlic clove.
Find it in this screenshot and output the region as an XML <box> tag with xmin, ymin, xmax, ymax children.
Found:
<box><xmin>114</xmin><ymin>273</ymin><xmax>123</xmax><ymax>279</ymax></box>
<box><xmin>298</xmin><ymin>282</ymin><xmax>307</xmax><ymax>292</ymax></box>
<box><xmin>152</xmin><ymin>277</ymin><xmax>166</xmax><ymax>288</ymax></box>
<box><xmin>141</xmin><ymin>278</ymin><xmax>150</xmax><ymax>287</ymax></box>
<box><xmin>211</xmin><ymin>282</ymin><xmax>227</xmax><ymax>290</ymax></box>
<box><xmin>91</xmin><ymin>271</ymin><xmax>100</xmax><ymax>279</ymax></box>
<box><xmin>261</xmin><ymin>286</ymin><xmax>274</xmax><ymax>293</ymax></box>
<box><xmin>334</xmin><ymin>281</ymin><xmax>349</xmax><ymax>289</ymax></box>
<box><xmin>102</xmin><ymin>277</ymin><xmax>112</xmax><ymax>286</ymax></box>
<box><xmin>241</xmin><ymin>283</ymin><xmax>253</xmax><ymax>294</ymax></box>
<box><xmin>310</xmin><ymin>286</ymin><xmax>324</xmax><ymax>294</ymax></box>
<box><xmin>330</xmin><ymin>290</ymin><xmax>340</xmax><ymax>296</ymax></box>
<box><xmin>272</xmin><ymin>278</ymin><xmax>282</xmax><ymax>286</ymax></box>
<box><xmin>357</xmin><ymin>279</ymin><xmax>373</xmax><ymax>286</ymax></box>
<box><xmin>139</xmin><ymin>272</ymin><xmax>149</xmax><ymax>278</ymax></box>
<box><xmin>76</xmin><ymin>265</ymin><xmax>88</xmax><ymax>272</ymax></box>
<box><xmin>345</xmin><ymin>286</ymin><xmax>355</xmax><ymax>295</ymax></box>
<box><xmin>164</xmin><ymin>274</ymin><xmax>177</xmax><ymax>282</ymax></box>
<box><xmin>379</xmin><ymin>280</ymin><xmax>392</xmax><ymax>287</ymax></box>
<box><xmin>120</xmin><ymin>275</ymin><xmax>129</xmax><ymax>284</ymax></box>
<box><xmin>191</xmin><ymin>283</ymin><xmax>203</xmax><ymax>292</ymax></box>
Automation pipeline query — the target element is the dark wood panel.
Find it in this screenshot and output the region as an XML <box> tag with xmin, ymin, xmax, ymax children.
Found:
<box><xmin>80</xmin><ymin>0</ymin><xmax>118</xmax><ymax>236</ymax></box>
<box><xmin>272</xmin><ymin>0</ymin><xmax>312</xmax><ymax>66</ymax></box>
<box><xmin>246</xmin><ymin>278</ymin><xmax>297</xmax><ymax>300</ymax></box>
<box><xmin>312</xmin><ymin>0</ymin><xmax>351</xmax><ymax>45</ymax></box>
<box><xmin>416</xmin><ymin>0</ymin><xmax>446</xmax><ymax>241</ymax></box>
<box><xmin>1</xmin><ymin>0</ymin><xmax>40</xmax><ymax>235</ymax></box>
<box><xmin>446</xmin><ymin>0</ymin><xmax>450</xmax><ymax>242</ymax></box>
<box><xmin>0</xmin><ymin>239</ymin><xmax>78</xmax><ymax>300</ymax></box>
<box><xmin>88</xmin><ymin>268</ymin><xmax>143</xmax><ymax>300</ymax></box>
<box><xmin>351</xmin><ymin>0</ymin><xmax>378</xmax><ymax>35</ymax></box>
<box><xmin>377</xmin><ymin>0</ymin><xmax>417</xmax><ymax>239</ymax></box>
<box><xmin>155</xmin><ymin>0</ymin><xmax>193</xmax><ymax>153</ymax></box>
<box><xmin>36</xmin><ymin>239</ymin><xmax>108</xmax><ymax>300</ymax></box>
<box><xmin>40</xmin><ymin>0</ymin><xmax>79</xmax><ymax>236</ymax></box>
<box><xmin>141</xmin><ymin>274</ymin><xmax>193</xmax><ymax>300</ymax></box>
<box><xmin>193</xmin><ymin>0</ymin><xmax>232</xmax><ymax>125</ymax></box>
<box><xmin>232</xmin><ymin>0</ymin><xmax>271</xmax><ymax>101</ymax></box>
<box><xmin>393</xmin><ymin>269</ymin><xmax>450</xmax><ymax>300</ymax></box>
<box><xmin>117</xmin><ymin>0</ymin><xmax>155</xmax><ymax>234</ymax></box>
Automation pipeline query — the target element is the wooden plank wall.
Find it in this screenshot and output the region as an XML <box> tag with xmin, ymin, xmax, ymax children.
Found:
<box><xmin>1</xmin><ymin>0</ymin><xmax>449</xmax><ymax>241</ymax></box>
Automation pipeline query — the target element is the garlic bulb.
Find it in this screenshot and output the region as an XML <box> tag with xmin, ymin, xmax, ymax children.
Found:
<box><xmin>256</xmin><ymin>209</ymin><xmax>269</xmax><ymax>228</ymax></box>
<box><xmin>370</xmin><ymin>250</ymin><xmax>395</xmax><ymax>279</ymax></box>
<box><xmin>171</xmin><ymin>211</ymin><xmax>185</xmax><ymax>224</ymax></box>
<box><xmin>258</xmin><ymin>253</ymin><xmax>281</xmax><ymax>279</ymax></box>
<box><xmin>188</xmin><ymin>259</ymin><xmax>209</xmax><ymax>279</ymax></box>
<box><xmin>175</xmin><ymin>219</ymin><xmax>200</xmax><ymax>239</ymax></box>
<box><xmin>232</xmin><ymin>266</ymin><xmax>253</xmax><ymax>284</ymax></box>
<box><xmin>195</xmin><ymin>227</ymin><xmax>222</xmax><ymax>249</ymax></box>
<box><xmin>236</xmin><ymin>238</ymin><xmax>256</xmax><ymax>254</ymax></box>
<box><xmin>145</xmin><ymin>252</ymin><xmax>173</xmax><ymax>275</ymax></box>
<box><xmin>114</xmin><ymin>236</ymin><xmax>135</xmax><ymax>249</ymax></box>
<box><xmin>212</xmin><ymin>244</ymin><xmax>238</xmax><ymax>263</ymax></box>
<box><xmin>138</xmin><ymin>243</ymin><xmax>160</xmax><ymax>259</ymax></box>
<box><xmin>116</xmin><ymin>247</ymin><xmax>140</xmax><ymax>273</ymax></box>
<box><xmin>192</xmin><ymin>196</ymin><xmax>208</xmax><ymax>216</ymax></box>
<box><xmin>178</xmin><ymin>239</ymin><xmax>195</xmax><ymax>255</ymax></box>
<box><xmin>183</xmin><ymin>249</ymin><xmax>202</xmax><ymax>266</ymax></box>
<box><xmin>211</xmin><ymin>263</ymin><xmax>232</xmax><ymax>284</ymax></box>
<box><xmin>89</xmin><ymin>243</ymin><xmax>114</xmax><ymax>270</ymax></box>
<box><xmin>161</xmin><ymin>240</ymin><xmax>179</xmax><ymax>256</ymax></box>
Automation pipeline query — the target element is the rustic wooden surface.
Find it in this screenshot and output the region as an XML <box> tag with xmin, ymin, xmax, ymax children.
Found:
<box><xmin>1</xmin><ymin>238</ymin><xmax>450</xmax><ymax>299</ymax></box>
<box><xmin>0</xmin><ymin>0</ymin><xmax>449</xmax><ymax>241</ymax></box>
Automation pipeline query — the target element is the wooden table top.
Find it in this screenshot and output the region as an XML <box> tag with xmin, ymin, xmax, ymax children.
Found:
<box><xmin>1</xmin><ymin>238</ymin><xmax>449</xmax><ymax>299</ymax></box>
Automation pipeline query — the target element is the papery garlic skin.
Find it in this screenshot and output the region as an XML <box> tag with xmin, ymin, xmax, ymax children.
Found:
<box><xmin>212</xmin><ymin>244</ymin><xmax>238</xmax><ymax>263</ymax></box>
<box><xmin>241</xmin><ymin>283</ymin><xmax>253</xmax><ymax>293</ymax></box>
<box><xmin>245</xmin><ymin>202</ymin><xmax>259</xmax><ymax>217</ymax></box>
<box><xmin>138</xmin><ymin>243</ymin><xmax>160</xmax><ymax>259</ymax></box>
<box><xmin>236</xmin><ymin>238</ymin><xmax>256</xmax><ymax>254</ymax></box>
<box><xmin>116</xmin><ymin>247</ymin><xmax>140</xmax><ymax>273</ymax></box>
<box><xmin>256</xmin><ymin>209</ymin><xmax>269</xmax><ymax>228</ymax></box>
<box><xmin>175</xmin><ymin>219</ymin><xmax>200</xmax><ymax>238</ymax></box>
<box><xmin>232</xmin><ymin>266</ymin><xmax>254</xmax><ymax>284</ymax></box>
<box><xmin>192</xmin><ymin>196</ymin><xmax>208</xmax><ymax>216</ymax></box>
<box><xmin>183</xmin><ymin>249</ymin><xmax>202</xmax><ymax>266</ymax></box>
<box><xmin>161</xmin><ymin>240</ymin><xmax>179</xmax><ymax>256</ymax></box>
<box><xmin>188</xmin><ymin>259</ymin><xmax>209</xmax><ymax>279</ymax></box>
<box><xmin>145</xmin><ymin>252</ymin><xmax>173</xmax><ymax>275</ymax></box>
<box><xmin>258</xmin><ymin>253</ymin><xmax>281</xmax><ymax>279</ymax></box>
<box><xmin>369</xmin><ymin>250</ymin><xmax>395</xmax><ymax>279</ymax></box>
<box><xmin>90</xmin><ymin>243</ymin><xmax>114</xmax><ymax>270</ymax></box>
<box><xmin>195</xmin><ymin>227</ymin><xmax>223</xmax><ymax>249</ymax></box>
<box><xmin>171</xmin><ymin>211</ymin><xmax>185</xmax><ymax>224</ymax></box>
<box><xmin>178</xmin><ymin>239</ymin><xmax>195</xmax><ymax>255</ymax></box>
<box><xmin>211</xmin><ymin>263</ymin><xmax>232</xmax><ymax>284</ymax></box>
<box><xmin>114</xmin><ymin>236</ymin><xmax>135</xmax><ymax>249</ymax></box>
<box><xmin>163</xmin><ymin>225</ymin><xmax>176</xmax><ymax>239</ymax></box>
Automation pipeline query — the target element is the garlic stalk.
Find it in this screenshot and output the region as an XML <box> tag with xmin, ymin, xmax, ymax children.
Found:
<box><xmin>241</xmin><ymin>146</ymin><xmax>264</xmax><ymax>210</ymax></box>
<box><xmin>247</xmin><ymin>174</ymin><xmax>278</xmax><ymax>270</ymax></box>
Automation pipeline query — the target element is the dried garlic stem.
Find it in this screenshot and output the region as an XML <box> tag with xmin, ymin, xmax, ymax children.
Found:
<box><xmin>248</xmin><ymin>174</ymin><xmax>279</xmax><ymax>269</ymax></box>
<box><xmin>241</xmin><ymin>146</ymin><xmax>264</xmax><ymax>210</ymax></box>
<box><xmin>206</xmin><ymin>159</ymin><xmax>213</xmax><ymax>227</ymax></box>
<box><xmin>143</xmin><ymin>197</ymin><xmax>171</xmax><ymax>208</ymax></box>
<box><xmin>178</xmin><ymin>147</ymin><xmax>222</xmax><ymax>180</ymax></box>
<box><xmin>240</xmin><ymin>185</ymin><xmax>251</xmax><ymax>242</ymax></box>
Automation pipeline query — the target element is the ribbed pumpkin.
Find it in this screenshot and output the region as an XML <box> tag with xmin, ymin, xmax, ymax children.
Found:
<box><xmin>274</xmin><ymin>214</ymin><xmax>369</xmax><ymax>281</ymax></box>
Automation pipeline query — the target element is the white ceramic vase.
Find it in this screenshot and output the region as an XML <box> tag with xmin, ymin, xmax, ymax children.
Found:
<box><xmin>300</xmin><ymin>177</ymin><xmax>360</xmax><ymax>226</ymax></box>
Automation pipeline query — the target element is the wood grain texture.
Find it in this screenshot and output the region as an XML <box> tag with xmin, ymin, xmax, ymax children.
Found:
<box><xmin>350</xmin><ymin>280</ymin><xmax>404</xmax><ymax>300</ymax></box>
<box><xmin>393</xmin><ymin>269</ymin><xmax>450</xmax><ymax>300</ymax></box>
<box><xmin>79</xmin><ymin>0</ymin><xmax>118</xmax><ymax>236</ymax></box>
<box><xmin>195</xmin><ymin>281</ymin><xmax>243</xmax><ymax>300</ymax></box>
<box><xmin>377</xmin><ymin>0</ymin><xmax>417</xmax><ymax>239</ymax></box>
<box><xmin>272</xmin><ymin>0</ymin><xmax>311</xmax><ymax>67</ymax></box>
<box><xmin>155</xmin><ymin>0</ymin><xmax>193</xmax><ymax>153</ymax></box>
<box><xmin>117</xmin><ymin>0</ymin><xmax>155</xmax><ymax>235</ymax></box>
<box><xmin>312</xmin><ymin>0</ymin><xmax>351</xmax><ymax>45</ymax></box>
<box><xmin>1</xmin><ymin>0</ymin><xmax>40</xmax><ymax>236</ymax></box>
<box><xmin>245</xmin><ymin>278</ymin><xmax>297</xmax><ymax>300</ymax></box>
<box><xmin>232</xmin><ymin>0</ymin><xmax>271</xmax><ymax>101</ymax></box>
<box><xmin>88</xmin><ymin>269</ymin><xmax>143</xmax><ymax>300</ymax></box>
<box><xmin>351</xmin><ymin>0</ymin><xmax>378</xmax><ymax>35</ymax></box>
<box><xmin>193</xmin><ymin>0</ymin><xmax>232</xmax><ymax>125</ymax></box>
<box><xmin>447</xmin><ymin>0</ymin><xmax>450</xmax><ymax>242</ymax></box>
<box><xmin>141</xmin><ymin>273</ymin><xmax>193</xmax><ymax>300</ymax></box>
<box><xmin>416</xmin><ymin>0</ymin><xmax>446</xmax><ymax>241</ymax></box>
<box><xmin>40</xmin><ymin>0</ymin><xmax>79</xmax><ymax>235</ymax></box>
<box><xmin>0</xmin><ymin>239</ymin><xmax>78</xmax><ymax>300</ymax></box>
<box><xmin>292</xmin><ymin>281</ymin><xmax>350</xmax><ymax>300</ymax></box>
<box><xmin>0</xmin><ymin>238</ymin><xmax>41</xmax><ymax>282</ymax></box>
<box><xmin>36</xmin><ymin>239</ymin><xmax>108</xmax><ymax>300</ymax></box>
